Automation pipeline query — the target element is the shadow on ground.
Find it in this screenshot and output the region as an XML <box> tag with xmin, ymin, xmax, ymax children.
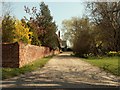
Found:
<box><xmin>1</xmin><ymin>52</ymin><xmax>119</xmax><ymax>89</ymax></box>
<box><xmin>1</xmin><ymin>76</ymin><xmax>118</xmax><ymax>88</ymax></box>
<box><xmin>1</xmin><ymin>68</ymin><xmax>119</xmax><ymax>88</ymax></box>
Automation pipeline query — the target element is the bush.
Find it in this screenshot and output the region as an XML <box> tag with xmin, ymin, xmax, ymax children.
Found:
<box><xmin>107</xmin><ymin>51</ymin><xmax>120</xmax><ymax>57</ymax></box>
<box><xmin>73</xmin><ymin>30</ymin><xmax>91</xmax><ymax>58</ymax></box>
<box><xmin>14</xmin><ymin>20</ymin><xmax>33</xmax><ymax>44</ymax></box>
<box><xmin>2</xmin><ymin>15</ymin><xmax>33</xmax><ymax>44</ymax></box>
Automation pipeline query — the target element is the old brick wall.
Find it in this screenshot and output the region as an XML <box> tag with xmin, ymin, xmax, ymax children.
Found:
<box><xmin>2</xmin><ymin>42</ymin><xmax>19</xmax><ymax>68</ymax></box>
<box><xmin>2</xmin><ymin>42</ymin><xmax>59</xmax><ymax>68</ymax></box>
<box><xmin>19</xmin><ymin>42</ymin><xmax>54</xmax><ymax>67</ymax></box>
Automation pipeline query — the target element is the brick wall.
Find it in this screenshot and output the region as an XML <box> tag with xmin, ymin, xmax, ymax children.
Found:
<box><xmin>2</xmin><ymin>42</ymin><xmax>59</xmax><ymax>68</ymax></box>
<box><xmin>2</xmin><ymin>42</ymin><xmax>19</xmax><ymax>68</ymax></box>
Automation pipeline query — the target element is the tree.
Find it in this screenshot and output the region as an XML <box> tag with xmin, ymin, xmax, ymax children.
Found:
<box><xmin>14</xmin><ymin>19</ymin><xmax>32</xmax><ymax>44</ymax></box>
<box><xmin>72</xmin><ymin>18</ymin><xmax>91</xmax><ymax>57</ymax></box>
<box><xmin>36</xmin><ymin>2</ymin><xmax>59</xmax><ymax>49</ymax></box>
<box><xmin>2</xmin><ymin>15</ymin><xmax>33</xmax><ymax>44</ymax></box>
<box><xmin>24</xmin><ymin>2</ymin><xmax>60</xmax><ymax>49</ymax></box>
<box><xmin>2</xmin><ymin>14</ymin><xmax>15</xmax><ymax>43</ymax></box>
<box><xmin>62</xmin><ymin>17</ymin><xmax>92</xmax><ymax>57</ymax></box>
<box><xmin>61</xmin><ymin>17</ymin><xmax>81</xmax><ymax>46</ymax></box>
<box><xmin>86</xmin><ymin>2</ymin><xmax>120</xmax><ymax>52</ymax></box>
<box><xmin>27</xmin><ymin>19</ymin><xmax>41</xmax><ymax>46</ymax></box>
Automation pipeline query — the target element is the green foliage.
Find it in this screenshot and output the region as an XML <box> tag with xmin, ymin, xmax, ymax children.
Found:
<box><xmin>61</xmin><ymin>17</ymin><xmax>80</xmax><ymax>44</ymax></box>
<box><xmin>62</xmin><ymin>2</ymin><xmax>120</xmax><ymax>57</ymax></box>
<box><xmin>87</xmin><ymin>2</ymin><xmax>120</xmax><ymax>52</ymax></box>
<box><xmin>2</xmin><ymin>14</ymin><xmax>15</xmax><ymax>43</ymax></box>
<box><xmin>84</xmin><ymin>56</ymin><xmax>120</xmax><ymax>76</ymax></box>
<box><xmin>2</xmin><ymin>56</ymin><xmax>52</xmax><ymax>80</ymax></box>
<box><xmin>73</xmin><ymin>30</ymin><xmax>91</xmax><ymax>57</ymax></box>
<box><xmin>37</xmin><ymin>2</ymin><xmax>59</xmax><ymax>49</ymax></box>
<box><xmin>31</xmin><ymin>32</ymin><xmax>41</xmax><ymax>46</ymax></box>
<box><xmin>42</xmin><ymin>22</ymin><xmax>60</xmax><ymax>49</ymax></box>
<box><xmin>27</xmin><ymin>21</ymin><xmax>41</xmax><ymax>46</ymax></box>
<box><xmin>2</xmin><ymin>15</ymin><xmax>33</xmax><ymax>44</ymax></box>
<box><xmin>65</xmin><ymin>17</ymin><xmax>92</xmax><ymax>57</ymax></box>
<box><xmin>2</xmin><ymin>2</ymin><xmax>60</xmax><ymax>49</ymax></box>
<box><xmin>24</xmin><ymin>2</ymin><xmax>60</xmax><ymax>49</ymax></box>
<box><xmin>62</xmin><ymin>17</ymin><xmax>101</xmax><ymax>57</ymax></box>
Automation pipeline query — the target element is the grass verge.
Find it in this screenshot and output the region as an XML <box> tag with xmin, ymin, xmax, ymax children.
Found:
<box><xmin>1</xmin><ymin>56</ymin><xmax>52</xmax><ymax>80</ymax></box>
<box><xmin>83</xmin><ymin>56</ymin><xmax>120</xmax><ymax>76</ymax></box>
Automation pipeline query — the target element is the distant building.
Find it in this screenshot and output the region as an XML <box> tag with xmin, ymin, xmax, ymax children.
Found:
<box><xmin>57</xmin><ymin>31</ymin><xmax>67</xmax><ymax>51</ymax></box>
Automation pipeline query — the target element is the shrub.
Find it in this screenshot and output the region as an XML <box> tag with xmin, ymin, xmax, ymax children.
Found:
<box><xmin>73</xmin><ymin>30</ymin><xmax>91</xmax><ymax>58</ymax></box>
<box><xmin>107</xmin><ymin>51</ymin><xmax>120</xmax><ymax>57</ymax></box>
<box><xmin>14</xmin><ymin>20</ymin><xmax>33</xmax><ymax>44</ymax></box>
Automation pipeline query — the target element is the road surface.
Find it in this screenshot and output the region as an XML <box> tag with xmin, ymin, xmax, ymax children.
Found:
<box><xmin>1</xmin><ymin>52</ymin><xmax>119</xmax><ymax>88</ymax></box>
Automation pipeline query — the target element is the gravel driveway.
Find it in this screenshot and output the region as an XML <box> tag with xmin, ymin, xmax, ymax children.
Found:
<box><xmin>1</xmin><ymin>52</ymin><xmax>120</xmax><ymax>88</ymax></box>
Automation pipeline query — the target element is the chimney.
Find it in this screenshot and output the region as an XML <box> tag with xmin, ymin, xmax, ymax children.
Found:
<box><xmin>58</xmin><ymin>31</ymin><xmax>60</xmax><ymax>38</ymax></box>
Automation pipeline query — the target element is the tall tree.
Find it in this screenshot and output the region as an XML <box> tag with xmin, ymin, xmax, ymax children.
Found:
<box><xmin>2</xmin><ymin>2</ymin><xmax>14</xmax><ymax>43</ymax></box>
<box><xmin>2</xmin><ymin>14</ymin><xmax>15</xmax><ymax>43</ymax></box>
<box><xmin>24</xmin><ymin>2</ymin><xmax>60</xmax><ymax>49</ymax></box>
<box><xmin>72</xmin><ymin>18</ymin><xmax>91</xmax><ymax>57</ymax></box>
<box><xmin>62</xmin><ymin>17</ymin><xmax>92</xmax><ymax>57</ymax></box>
<box><xmin>61</xmin><ymin>17</ymin><xmax>80</xmax><ymax>46</ymax></box>
<box><xmin>87</xmin><ymin>2</ymin><xmax>120</xmax><ymax>52</ymax></box>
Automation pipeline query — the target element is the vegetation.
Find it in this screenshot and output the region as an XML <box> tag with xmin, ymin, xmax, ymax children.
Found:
<box><xmin>2</xmin><ymin>2</ymin><xmax>60</xmax><ymax>50</ymax></box>
<box><xmin>72</xmin><ymin>18</ymin><xmax>91</xmax><ymax>57</ymax></box>
<box><xmin>14</xmin><ymin>19</ymin><xmax>33</xmax><ymax>44</ymax></box>
<box><xmin>61</xmin><ymin>2</ymin><xmax>120</xmax><ymax>77</ymax></box>
<box><xmin>62</xmin><ymin>2</ymin><xmax>120</xmax><ymax>57</ymax></box>
<box><xmin>87</xmin><ymin>2</ymin><xmax>120</xmax><ymax>52</ymax></box>
<box><xmin>24</xmin><ymin>2</ymin><xmax>60</xmax><ymax>49</ymax></box>
<box><xmin>2</xmin><ymin>1</ymin><xmax>120</xmax><ymax>78</ymax></box>
<box><xmin>83</xmin><ymin>56</ymin><xmax>120</xmax><ymax>76</ymax></box>
<box><xmin>2</xmin><ymin>16</ymin><xmax>33</xmax><ymax>44</ymax></box>
<box><xmin>1</xmin><ymin>2</ymin><xmax>59</xmax><ymax>79</ymax></box>
<box><xmin>2</xmin><ymin>56</ymin><xmax>52</xmax><ymax>80</ymax></box>
<box><xmin>2</xmin><ymin>14</ymin><xmax>15</xmax><ymax>43</ymax></box>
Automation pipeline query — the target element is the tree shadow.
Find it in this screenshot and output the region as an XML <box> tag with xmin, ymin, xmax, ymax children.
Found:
<box><xmin>1</xmin><ymin>52</ymin><xmax>119</xmax><ymax>89</ymax></box>
<box><xmin>1</xmin><ymin>69</ymin><xmax>119</xmax><ymax>89</ymax></box>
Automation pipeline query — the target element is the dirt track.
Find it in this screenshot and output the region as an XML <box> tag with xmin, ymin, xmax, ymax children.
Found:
<box><xmin>1</xmin><ymin>52</ymin><xmax>119</xmax><ymax>88</ymax></box>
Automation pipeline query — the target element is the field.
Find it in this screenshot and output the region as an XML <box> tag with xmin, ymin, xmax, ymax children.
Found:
<box><xmin>84</xmin><ymin>56</ymin><xmax>119</xmax><ymax>76</ymax></box>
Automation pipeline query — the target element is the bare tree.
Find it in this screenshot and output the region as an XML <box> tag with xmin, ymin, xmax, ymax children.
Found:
<box><xmin>87</xmin><ymin>2</ymin><xmax>120</xmax><ymax>51</ymax></box>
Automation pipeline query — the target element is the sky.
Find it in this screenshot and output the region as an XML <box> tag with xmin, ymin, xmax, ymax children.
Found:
<box><xmin>0</xmin><ymin>1</ymin><xmax>86</xmax><ymax>47</ymax></box>
<box><xmin>11</xmin><ymin>2</ymin><xmax>86</xmax><ymax>31</ymax></box>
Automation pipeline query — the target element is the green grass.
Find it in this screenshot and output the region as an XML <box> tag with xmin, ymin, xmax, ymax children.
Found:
<box><xmin>83</xmin><ymin>56</ymin><xmax>120</xmax><ymax>76</ymax></box>
<box><xmin>1</xmin><ymin>56</ymin><xmax>52</xmax><ymax>80</ymax></box>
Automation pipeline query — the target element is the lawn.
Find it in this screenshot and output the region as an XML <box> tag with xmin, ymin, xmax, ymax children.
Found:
<box><xmin>1</xmin><ymin>56</ymin><xmax>52</xmax><ymax>80</ymax></box>
<box><xmin>83</xmin><ymin>56</ymin><xmax>120</xmax><ymax>76</ymax></box>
